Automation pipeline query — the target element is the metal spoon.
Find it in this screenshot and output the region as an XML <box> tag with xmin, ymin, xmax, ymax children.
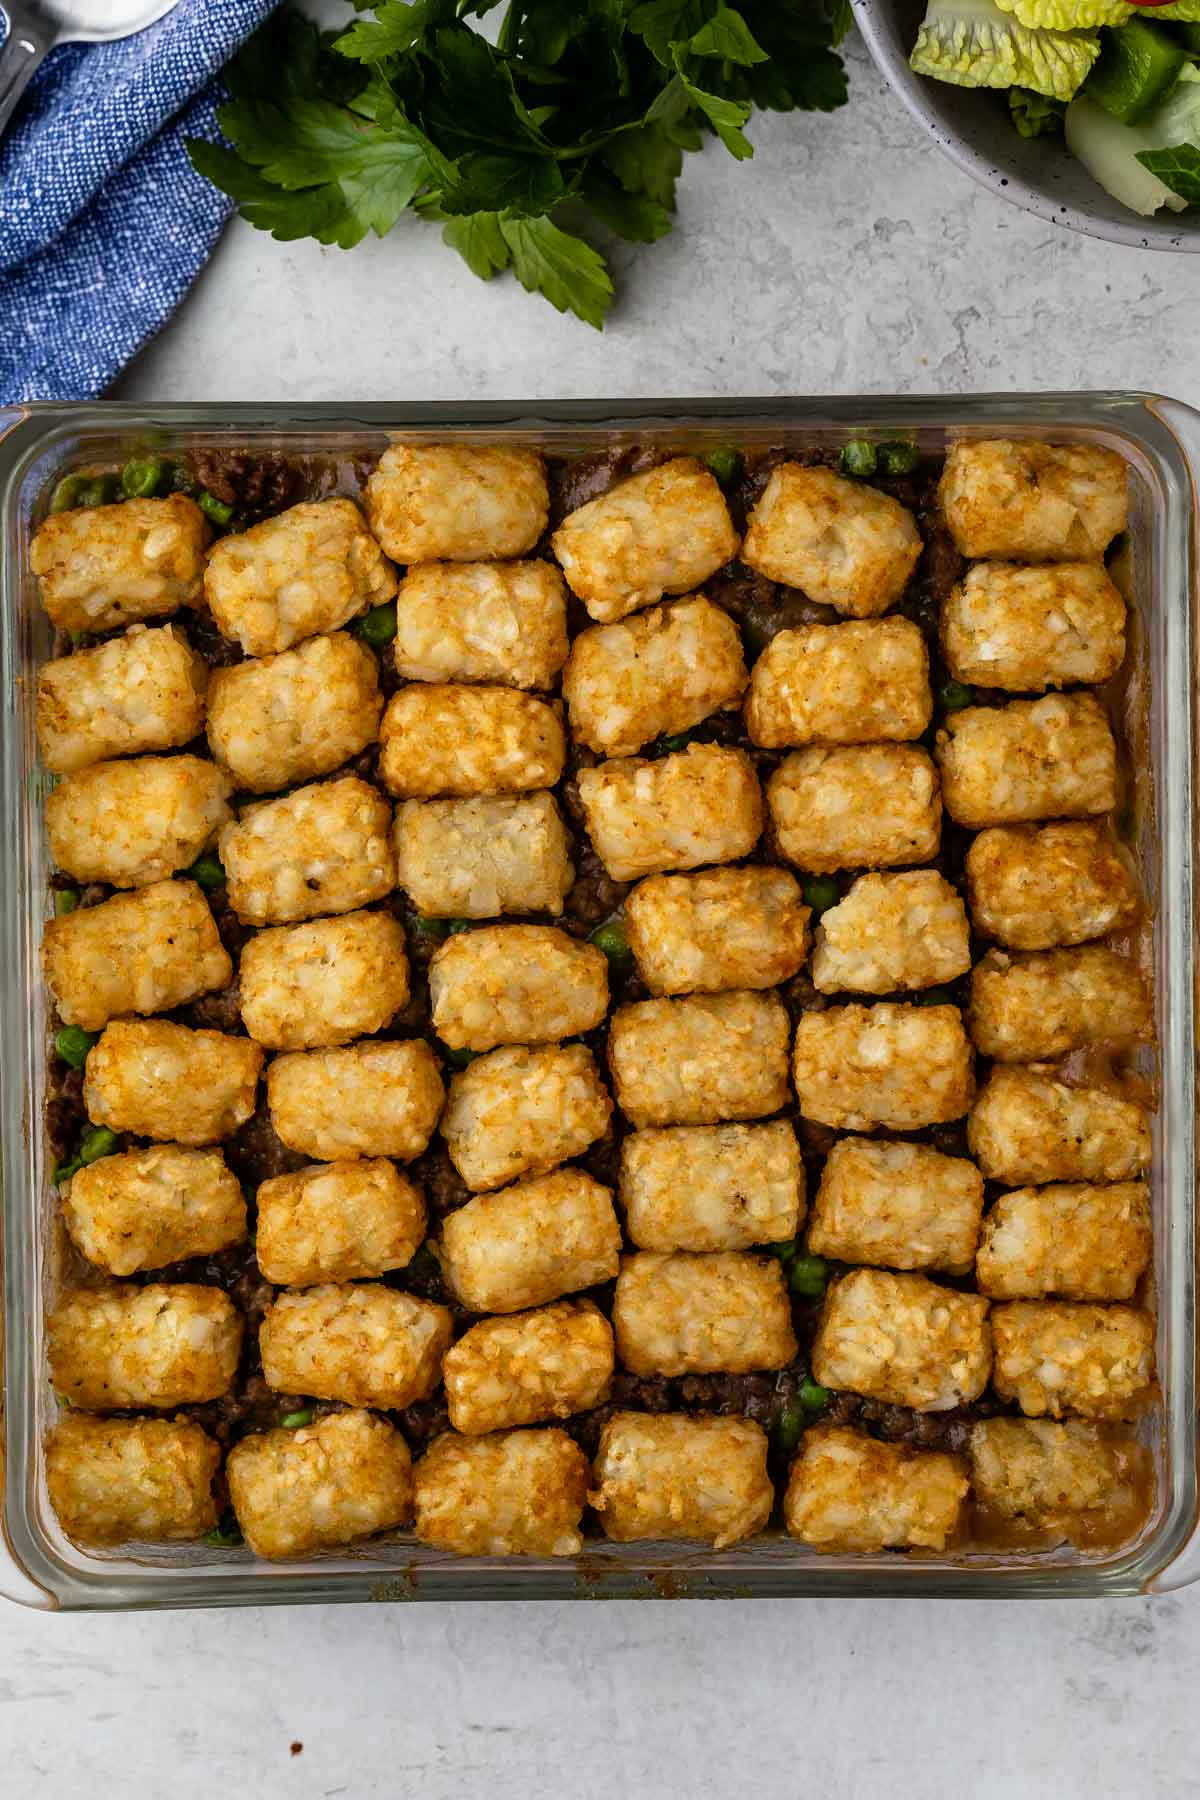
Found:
<box><xmin>0</xmin><ymin>0</ymin><xmax>180</xmax><ymax>138</ymax></box>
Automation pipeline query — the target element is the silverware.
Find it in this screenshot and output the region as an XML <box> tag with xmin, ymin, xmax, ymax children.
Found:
<box><xmin>0</xmin><ymin>0</ymin><xmax>181</xmax><ymax>139</ymax></box>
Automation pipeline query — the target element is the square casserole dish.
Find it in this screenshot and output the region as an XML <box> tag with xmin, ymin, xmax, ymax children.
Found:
<box><xmin>0</xmin><ymin>393</ymin><xmax>1196</xmax><ymax>1611</ymax></box>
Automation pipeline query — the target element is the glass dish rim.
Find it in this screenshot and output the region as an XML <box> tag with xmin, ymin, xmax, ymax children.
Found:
<box><xmin>0</xmin><ymin>391</ymin><xmax>1195</xmax><ymax>1610</ymax></box>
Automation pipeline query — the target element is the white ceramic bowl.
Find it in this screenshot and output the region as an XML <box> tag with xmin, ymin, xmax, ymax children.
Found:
<box><xmin>852</xmin><ymin>0</ymin><xmax>1200</xmax><ymax>251</ymax></box>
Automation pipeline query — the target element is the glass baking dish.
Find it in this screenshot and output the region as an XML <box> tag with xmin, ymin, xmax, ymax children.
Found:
<box><xmin>1</xmin><ymin>394</ymin><xmax>1196</xmax><ymax>1611</ymax></box>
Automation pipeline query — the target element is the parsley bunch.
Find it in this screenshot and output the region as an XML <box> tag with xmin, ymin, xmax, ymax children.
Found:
<box><xmin>188</xmin><ymin>2</ymin><xmax>851</xmax><ymax>329</ymax></box>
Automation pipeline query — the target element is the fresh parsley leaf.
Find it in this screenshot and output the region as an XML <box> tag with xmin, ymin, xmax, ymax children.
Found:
<box><xmin>582</xmin><ymin>171</ymin><xmax>674</xmax><ymax>240</ymax></box>
<box><xmin>675</xmin><ymin>59</ymin><xmax>754</xmax><ymax>159</ymax></box>
<box><xmin>442</xmin><ymin>210</ymin><xmax>511</xmax><ymax>278</ymax></box>
<box><xmin>629</xmin><ymin>0</ymin><xmax>714</xmax><ymax>68</ymax></box>
<box><xmin>688</xmin><ymin>6</ymin><xmax>768</xmax><ymax>66</ymax></box>
<box><xmin>1136</xmin><ymin>144</ymin><xmax>1200</xmax><ymax>206</ymax></box>
<box><xmin>219</xmin><ymin>95</ymin><xmax>433</xmax><ymax>193</ymax></box>
<box><xmin>186</xmin><ymin>140</ymin><xmax>368</xmax><ymax>248</ymax></box>
<box><xmin>498</xmin><ymin>214</ymin><xmax>615</xmax><ymax>328</ymax></box>
<box><xmin>440</xmin><ymin>152</ymin><xmax>566</xmax><ymax>215</ymax></box>
<box><xmin>336</xmin><ymin>1</ymin><xmax>457</xmax><ymax>62</ymax></box>
<box><xmin>601</xmin><ymin>123</ymin><xmax>683</xmax><ymax>209</ymax></box>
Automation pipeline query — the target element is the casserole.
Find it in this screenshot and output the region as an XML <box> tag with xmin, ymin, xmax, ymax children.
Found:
<box><xmin>1</xmin><ymin>393</ymin><xmax>1197</xmax><ymax>1608</ymax></box>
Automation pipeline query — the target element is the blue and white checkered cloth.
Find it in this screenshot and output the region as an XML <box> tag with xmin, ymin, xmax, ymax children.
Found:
<box><xmin>0</xmin><ymin>0</ymin><xmax>278</xmax><ymax>404</ymax></box>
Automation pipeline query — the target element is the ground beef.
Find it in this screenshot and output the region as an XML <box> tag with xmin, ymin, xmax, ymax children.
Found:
<box><xmin>223</xmin><ymin>1106</ymin><xmax>307</xmax><ymax>1191</ymax></box>
<box><xmin>824</xmin><ymin>1390</ymin><xmax>1013</xmax><ymax>1457</ymax></box>
<box><xmin>190</xmin><ymin>450</ymin><xmax>300</xmax><ymax>522</ymax></box>
<box><xmin>547</xmin><ymin>445</ymin><xmax>673</xmax><ymax>530</ymax></box>
<box><xmin>45</xmin><ymin>1064</ymin><xmax>85</xmax><ymax>1158</ymax></box>
<box><xmin>211</xmin><ymin>900</ymin><xmax>253</xmax><ymax>960</ymax></box>
<box><xmin>562</xmin><ymin>840</ymin><xmax>629</xmax><ymax>933</ymax></box>
<box><xmin>408</xmin><ymin>1143</ymin><xmax>472</xmax><ymax>1221</ymax></box>
<box><xmin>177</xmin><ymin>982</ymin><xmax>243</xmax><ymax>1035</ymax></box>
<box><xmin>183</xmin><ymin>611</ymin><xmax>244</xmax><ymax>670</ymax></box>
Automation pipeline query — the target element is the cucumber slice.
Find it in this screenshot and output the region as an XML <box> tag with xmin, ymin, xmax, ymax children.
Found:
<box><xmin>1084</xmin><ymin>18</ymin><xmax>1187</xmax><ymax>122</ymax></box>
<box><xmin>1065</xmin><ymin>93</ymin><xmax>1190</xmax><ymax>210</ymax></box>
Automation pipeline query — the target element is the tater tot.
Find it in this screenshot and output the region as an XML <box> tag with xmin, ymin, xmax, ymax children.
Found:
<box><xmin>551</xmin><ymin>458</ymin><xmax>738</xmax><ymax>623</ymax></box>
<box><xmin>612</xmin><ymin>1251</ymin><xmax>797</xmax><ymax>1376</ymax></box>
<box><xmin>49</xmin><ymin>1284</ymin><xmax>242</xmax><ymax>1409</ymax></box>
<box><xmin>46</xmin><ymin>755</ymin><xmax>232</xmax><ymax>889</ymax></box>
<box><xmin>394</xmin><ymin>793</ymin><xmax>573</xmax><ymax>919</ymax></box>
<box><xmin>991</xmin><ymin>1300</ymin><xmax>1155</xmax><ymax>1420</ymax></box>
<box><xmin>965</xmin><ymin>822</ymin><xmax>1139</xmax><ymax>951</ymax></box>
<box><xmin>365</xmin><ymin>443</ymin><xmax>549</xmax><ymax>562</ymax></box>
<box><xmin>968</xmin><ymin>946</ymin><xmax>1152</xmax><ymax>1062</ymax></box>
<box><xmin>259</xmin><ymin>1284</ymin><xmax>453</xmax><ymax>1409</ymax></box>
<box><xmin>61</xmin><ymin>1145</ymin><xmax>246</xmax><ymax>1277</ymax></box>
<box><xmin>784</xmin><ymin>1425</ymin><xmax>968</xmax><ymax>1553</ymax></box>
<box><xmin>31</xmin><ymin>495</ymin><xmax>207</xmax><ymax>633</ymax></box>
<box><xmin>938</xmin><ymin>439</ymin><xmax>1128</xmax><ymax>561</ymax></box>
<box><xmin>967</xmin><ymin>1066</ymin><xmax>1152</xmax><ymax>1186</ymax></box>
<box><xmin>792</xmin><ymin>1003</ymin><xmax>974</xmax><ymax>1132</ymax></box>
<box><xmin>741</xmin><ymin>464</ymin><xmax>922</xmax><ymax>616</ymax></box>
<box><xmin>562</xmin><ymin>595</ymin><xmax>748</xmax><ymax>756</ymax></box>
<box><xmin>811</xmin><ymin>1268</ymin><xmax>991</xmax><ymax>1411</ymax></box>
<box><xmin>227</xmin><ymin>1410</ymin><xmax>413</xmax><ymax>1560</ymax></box>
<box><xmin>238</xmin><ymin>911</ymin><xmax>410</xmax><ymax>1051</ymax></box>
<box><xmin>591</xmin><ymin>1412</ymin><xmax>773</xmax><ymax>1549</ymax></box>
<box><xmin>936</xmin><ymin>694</ymin><xmax>1118</xmax><ymax>829</ymax></box>
<box><xmin>608</xmin><ymin>990</ymin><xmax>791</xmax><ymax>1129</ymax></box>
<box><xmin>413</xmin><ymin>1428</ymin><xmax>589</xmax><ymax>1557</ymax></box>
<box><xmin>437</xmin><ymin>1169</ymin><xmax>621</xmax><ymax>1314</ymax></box>
<box><xmin>203</xmin><ymin>499</ymin><xmax>396</xmax><ymax>656</ymax></box>
<box><xmin>36</xmin><ymin>623</ymin><xmax>208</xmax><ymax>774</ymax></box>
<box><xmin>940</xmin><ymin>561</ymin><xmax>1126</xmax><ymax>692</ymax></box>
<box><xmin>744</xmin><ymin>618</ymin><xmax>931</xmax><ymax>748</ymax></box>
<box><xmin>625</xmin><ymin>866</ymin><xmax>809</xmax><ymax>996</ymax></box>
<box><xmin>576</xmin><ymin>743</ymin><xmax>763</xmax><ymax>883</ymax></box>
<box><xmin>811</xmin><ymin>871</ymin><xmax>970</xmax><ymax>995</ymax></box>
<box><xmin>443</xmin><ymin>1300</ymin><xmax>614</xmax><ymax>1435</ymax></box>
<box><xmin>393</xmin><ymin>561</ymin><xmax>568</xmax><ymax>689</ymax></box>
<box><xmin>220</xmin><ymin>777</ymin><xmax>395</xmax><ymax>926</ymax></box>
<box><xmin>441</xmin><ymin>1043</ymin><xmax>612</xmax><ymax>1192</ymax></box>
<box><xmin>807</xmin><ymin>1138</ymin><xmax>984</xmax><ymax>1275</ymax></box>
<box><xmin>767</xmin><ymin>744</ymin><xmax>941</xmax><ymax>874</ymax></box>
<box><xmin>42</xmin><ymin>878</ymin><xmax>232</xmax><ymax>1031</ymax></box>
<box><xmin>976</xmin><ymin>1181</ymin><xmax>1152</xmax><ymax>1302</ymax></box>
<box><xmin>46</xmin><ymin>1414</ymin><xmax>220</xmax><ymax>1546</ymax></box>
<box><xmin>256</xmin><ymin>1159</ymin><xmax>427</xmax><ymax>1286</ymax></box>
<box><xmin>969</xmin><ymin>1417</ymin><xmax>1153</xmax><ymax>1550</ymax></box>
<box><xmin>205</xmin><ymin>632</ymin><xmax>383</xmax><ymax>793</ymax></box>
<box><xmin>620</xmin><ymin>1121</ymin><xmax>803</xmax><ymax>1252</ymax></box>
<box><xmin>85</xmin><ymin>1020</ymin><xmax>263</xmax><ymax>1146</ymax></box>
<box><xmin>379</xmin><ymin>684</ymin><xmax>565</xmax><ymax>798</ymax></box>
<box><xmin>429</xmin><ymin>924</ymin><xmax>609</xmax><ymax>1052</ymax></box>
<box><xmin>267</xmin><ymin>1039</ymin><xmax>444</xmax><ymax>1162</ymax></box>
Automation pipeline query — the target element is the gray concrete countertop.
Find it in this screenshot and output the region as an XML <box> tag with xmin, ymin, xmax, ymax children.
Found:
<box><xmin>6</xmin><ymin>34</ymin><xmax>1199</xmax><ymax>1800</ymax></box>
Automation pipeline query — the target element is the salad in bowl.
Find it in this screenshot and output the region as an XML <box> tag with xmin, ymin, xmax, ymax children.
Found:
<box><xmin>911</xmin><ymin>0</ymin><xmax>1200</xmax><ymax>216</ymax></box>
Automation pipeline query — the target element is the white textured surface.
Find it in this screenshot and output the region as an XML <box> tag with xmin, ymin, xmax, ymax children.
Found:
<box><xmin>117</xmin><ymin>41</ymin><xmax>1200</xmax><ymax>406</ymax></box>
<box><xmin>10</xmin><ymin>29</ymin><xmax>1198</xmax><ymax>1797</ymax></box>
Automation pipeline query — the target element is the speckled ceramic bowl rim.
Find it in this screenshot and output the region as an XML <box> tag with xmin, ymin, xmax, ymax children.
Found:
<box><xmin>851</xmin><ymin>0</ymin><xmax>1200</xmax><ymax>253</ymax></box>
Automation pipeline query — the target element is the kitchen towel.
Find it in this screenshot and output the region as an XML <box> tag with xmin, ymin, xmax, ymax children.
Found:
<box><xmin>0</xmin><ymin>0</ymin><xmax>278</xmax><ymax>405</ymax></box>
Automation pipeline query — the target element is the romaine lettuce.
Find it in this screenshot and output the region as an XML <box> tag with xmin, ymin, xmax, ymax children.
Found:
<box><xmin>911</xmin><ymin>0</ymin><xmax>1100</xmax><ymax>97</ymax></box>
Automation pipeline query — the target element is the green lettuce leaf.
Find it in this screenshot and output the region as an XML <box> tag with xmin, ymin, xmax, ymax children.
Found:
<box><xmin>912</xmin><ymin>0</ymin><xmax>1100</xmax><ymax>97</ymax></box>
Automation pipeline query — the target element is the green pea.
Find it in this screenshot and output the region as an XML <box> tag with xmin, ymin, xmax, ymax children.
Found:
<box><xmin>49</xmin><ymin>474</ymin><xmax>88</xmax><ymax>514</ymax></box>
<box><xmin>53</xmin><ymin>889</ymin><xmax>79</xmax><ymax>917</ymax></box>
<box><xmin>187</xmin><ymin>852</ymin><xmax>226</xmax><ymax>892</ymax></box>
<box><xmin>704</xmin><ymin>446</ymin><xmax>743</xmax><ymax>487</ymax></box>
<box><xmin>918</xmin><ymin>986</ymin><xmax>954</xmax><ymax>1007</ymax></box>
<box><xmin>838</xmin><ymin>440</ymin><xmax>877</xmax><ymax>479</ymax></box>
<box><xmin>55</xmin><ymin>1025</ymin><xmax>100</xmax><ymax>1070</ymax></box>
<box><xmin>354</xmin><ymin>601</ymin><xmax>398</xmax><ymax>649</ymax></box>
<box><xmin>442</xmin><ymin>1045</ymin><xmax>476</xmax><ymax>1069</ymax></box>
<box><xmin>877</xmin><ymin>440</ymin><xmax>920</xmax><ymax>477</ymax></box>
<box><xmin>52</xmin><ymin>1156</ymin><xmax>82</xmax><ymax>1187</ymax></box>
<box><xmin>801</xmin><ymin>876</ymin><xmax>840</xmax><ymax>917</ymax></box>
<box><xmin>204</xmin><ymin>1508</ymin><xmax>244</xmax><ymax>1547</ymax></box>
<box><xmin>775</xmin><ymin>1404</ymin><xmax>805</xmax><ymax>1455</ymax></box>
<box><xmin>281</xmin><ymin>1408</ymin><xmax>314</xmax><ymax>1429</ymax></box>
<box><xmin>763</xmin><ymin>1238</ymin><xmax>797</xmax><ymax>1262</ymax></box>
<box><xmin>799</xmin><ymin>1378</ymin><xmax>830</xmax><ymax>1414</ymax></box>
<box><xmin>590</xmin><ymin>919</ymin><xmax>632</xmax><ymax>968</ymax></box>
<box><xmin>79</xmin><ymin>1125</ymin><xmax>123</xmax><ymax>1166</ymax></box>
<box><xmin>939</xmin><ymin>679</ymin><xmax>974</xmax><ymax>712</ymax></box>
<box><xmin>121</xmin><ymin>455</ymin><xmax>166</xmax><ymax>498</ymax></box>
<box><xmin>198</xmin><ymin>489</ymin><xmax>235</xmax><ymax>527</ymax></box>
<box><xmin>77</xmin><ymin>474</ymin><xmax>122</xmax><ymax>507</ymax></box>
<box><xmin>655</xmin><ymin>731</ymin><xmax>693</xmax><ymax>754</ymax></box>
<box><xmin>788</xmin><ymin>1254</ymin><xmax>830</xmax><ymax>1300</ymax></box>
